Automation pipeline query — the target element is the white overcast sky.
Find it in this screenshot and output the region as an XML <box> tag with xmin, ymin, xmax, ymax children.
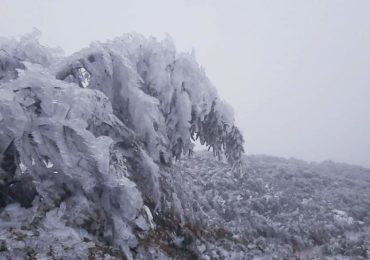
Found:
<box><xmin>1</xmin><ymin>0</ymin><xmax>370</xmax><ymax>167</ymax></box>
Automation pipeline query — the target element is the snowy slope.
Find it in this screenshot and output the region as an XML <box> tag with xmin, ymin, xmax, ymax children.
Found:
<box><xmin>1</xmin><ymin>151</ymin><xmax>370</xmax><ymax>259</ymax></box>
<box><xmin>1</xmin><ymin>33</ymin><xmax>369</xmax><ymax>259</ymax></box>
<box><xmin>168</xmin><ymin>152</ymin><xmax>370</xmax><ymax>259</ymax></box>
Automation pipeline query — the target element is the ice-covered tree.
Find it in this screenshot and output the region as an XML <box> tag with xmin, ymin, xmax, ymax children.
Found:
<box><xmin>0</xmin><ymin>32</ymin><xmax>244</xmax><ymax>258</ymax></box>
<box><xmin>55</xmin><ymin>34</ymin><xmax>244</xmax><ymax>166</ymax></box>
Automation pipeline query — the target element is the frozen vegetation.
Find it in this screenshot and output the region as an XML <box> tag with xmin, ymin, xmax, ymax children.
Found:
<box><xmin>173</xmin><ymin>152</ymin><xmax>370</xmax><ymax>259</ymax></box>
<box><xmin>0</xmin><ymin>31</ymin><xmax>369</xmax><ymax>259</ymax></box>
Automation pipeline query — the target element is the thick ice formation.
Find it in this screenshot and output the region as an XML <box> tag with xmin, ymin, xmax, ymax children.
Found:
<box><xmin>0</xmin><ymin>32</ymin><xmax>244</xmax><ymax>258</ymax></box>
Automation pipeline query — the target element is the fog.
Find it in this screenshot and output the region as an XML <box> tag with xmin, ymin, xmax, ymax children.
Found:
<box><xmin>1</xmin><ymin>0</ymin><xmax>369</xmax><ymax>167</ymax></box>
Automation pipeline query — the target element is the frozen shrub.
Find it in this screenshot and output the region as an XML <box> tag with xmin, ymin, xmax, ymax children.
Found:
<box><xmin>56</xmin><ymin>35</ymin><xmax>244</xmax><ymax>167</ymax></box>
<box><xmin>0</xmin><ymin>32</ymin><xmax>244</xmax><ymax>259</ymax></box>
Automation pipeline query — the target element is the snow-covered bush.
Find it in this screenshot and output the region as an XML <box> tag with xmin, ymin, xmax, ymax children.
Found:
<box><xmin>0</xmin><ymin>32</ymin><xmax>244</xmax><ymax>258</ymax></box>
<box><xmin>55</xmin><ymin>34</ymin><xmax>244</xmax><ymax>167</ymax></box>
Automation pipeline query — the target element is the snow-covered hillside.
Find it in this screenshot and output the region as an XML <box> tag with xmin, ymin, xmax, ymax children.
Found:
<box><xmin>1</xmin><ymin>151</ymin><xmax>369</xmax><ymax>259</ymax></box>
<box><xmin>171</xmin><ymin>152</ymin><xmax>370</xmax><ymax>259</ymax></box>
<box><xmin>1</xmin><ymin>32</ymin><xmax>369</xmax><ymax>259</ymax></box>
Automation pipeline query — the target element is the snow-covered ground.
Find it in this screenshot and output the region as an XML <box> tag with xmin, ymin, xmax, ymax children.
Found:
<box><xmin>167</xmin><ymin>152</ymin><xmax>370</xmax><ymax>259</ymax></box>
<box><xmin>1</xmin><ymin>151</ymin><xmax>370</xmax><ymax>259</ymax></box>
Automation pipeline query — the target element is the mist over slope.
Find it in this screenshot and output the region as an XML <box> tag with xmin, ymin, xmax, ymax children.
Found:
<box><xmin>0</xmin><ymin>32</ymin><xmax>369</xmax><ymax>260</ymax></box>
